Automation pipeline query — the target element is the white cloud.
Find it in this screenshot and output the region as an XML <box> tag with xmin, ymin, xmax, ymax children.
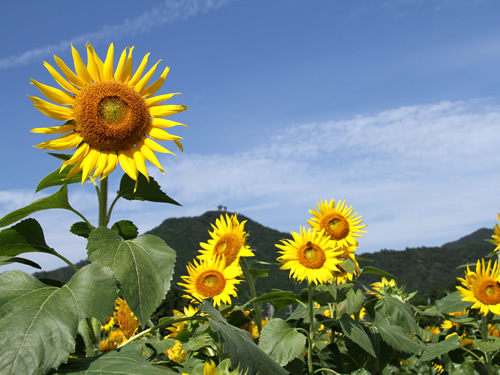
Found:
<box><xmin>0</xmin><ymin>0</ymin><xmax>231</xmax><ymax>70</ymax></box>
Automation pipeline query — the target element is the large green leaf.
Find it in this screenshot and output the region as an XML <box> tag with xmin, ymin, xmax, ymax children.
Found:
<box><xmin>339</xmin><ymin>314</ymin><xmax>376</xmax><ymax>357</ymax></box>
<box><xmin>0</xmin><ymin>264</ymin><xmax>117</xmax><ymax>375</ymax></box>
<box><xmin>202</xmin><ymin>302</ymin><xmax>288</xmax><ymax>375</ymax></box>
<box><xmin>336</xmin><ymin>287</ymin><xmax>365</xmax><ymax>316</ymax></box>
<box><xmin>87</xmin><ymin>228</ymin><xmax>176</xmax><ymax>326</ymax></box>
<box><xmin>246</xmin><ymin>289</ymin><xmax>301</xmax><ymax>315</ymax></box>
<box><xmin>0</xmin><ymin>218</ymin><xmax>56</xmax><ymax>258</ymax></box>
<box><xmin>375</xmin><ymin>295</ymin><xmax>419</xmax><ymax>334</ymax></box>
<box><xmin>374</xmin><ymin>313</ymin><xmax>423</xmax><ymax>354</ymax></box>
<box><xmin>36</xmin><ymin>166</ymin><xmax>83</xmax><ymax>192</ymax></box>
<box><xmin>118</xmin><ymin>174</ymin><xmax>180</xmax><ymax>205</ymax></box>
<box><xmin>0</xmin><ymin>255</ymin><xmax>41</xmax><ymax>269</ymax></box>
<box><xmin>435</xmin><ymin>291</ymin><xmax>472</xmax><ymax>313</ymax></box>
<box><xmin>0</xmin><ymin>185</ymin><xmax>73</xmax><ymax>228</ymax></box>
<box><xmin>53</xmin><ymin>343</ymin><xmax>178</xmax><ymax>374</ymax></box>
<box><xmin>360</xmin><ymin>266</ymin><xmax>397</xmax><ymax>281</ymax></box>
<box><xmin>419</xmin><ymin>335</ymin><xmax>461</xmax><ymax>361</ymax></box>
<box><xmin>258</xmin><ymin>318</ymin><xmax>306</xmax><ymax>366</ymax></box>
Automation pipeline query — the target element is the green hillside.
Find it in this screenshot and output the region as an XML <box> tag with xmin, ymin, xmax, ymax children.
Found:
<box><xmin>31</xmin><ymin>211</ymin><xmax>497</xmax><ymax>306</ymax></box>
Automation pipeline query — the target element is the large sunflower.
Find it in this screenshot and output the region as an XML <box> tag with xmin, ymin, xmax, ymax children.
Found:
<box><xmin>276</xmin><ymin>227</ymin><xmax>343</xmax><ymax>285</ymax></box>
<box><xmin>308</xmin><ymin>199</ymin><xmax>367</xmax><ymax>248</ymax></box>
<box><xmin>30</xmin><ymin>43</ymin><xmax>187</xmax><ymax>183</ymax></box>
<box><xmin>198</xmin><ymin>214</ymin><xmax>254</xmax><ymax>267</ymax></box>
<box><xmin>178</xmin><ymin>256</ymin><xmax>243</xmax><ymax>307</ymax></box>
<box><xmin>457</xmin><ymin>259</ymin><xmax>500</xmax><ymax>316</ymax></box>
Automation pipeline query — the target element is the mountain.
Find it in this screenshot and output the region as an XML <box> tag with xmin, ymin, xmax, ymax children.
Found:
<box><xmin>31</xmin><ymin>212</ymin><xmax>497</xmax><ymax>305</ymax></box>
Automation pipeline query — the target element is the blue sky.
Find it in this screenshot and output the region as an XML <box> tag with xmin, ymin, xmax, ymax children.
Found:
<box><xmin>1</xmin><ymin>0</ymin><xmax>500</xmax><ymax>272</ymax></box>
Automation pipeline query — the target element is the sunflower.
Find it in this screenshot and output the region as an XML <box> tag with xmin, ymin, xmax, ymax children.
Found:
<box><xmin>276</xmin><ymin>227</ymin><xmax>343</xmax><ymax>285</ymax></box>
<box><xmin>489</xmin><ymin>212</ymin><xmax>500</xmax><ymax>251</ymax></box>
<box><xmin>30</xmin><ymin>42</ymin><xmax>187</xmax><ymax>183</ymax></box>
<box><xmin>457</xmin><ymin>259</ymin><xmax>500</xmax><ymax>316</ymax></box>
<box><xmin>178</xmin><ymin>256</ymin><xmax>243</xmax><ymax>307</ymax></box>
<box><xmin>198</xmin><ymin>214</ymin><xmax>254</xmax><ymax>267</ymax></box>
<box><xmin>308</xmin><ymin>199</ymin><xmax>366</xmax><ymax>248</ymax></box>
<box><xmin>165</xmin><ymin>305</ymin><xmax>199</xmax><ymax>338</ymax></box>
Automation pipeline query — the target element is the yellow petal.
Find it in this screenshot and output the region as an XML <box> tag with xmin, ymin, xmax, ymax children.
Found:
<box><xmin>61</xmin><ymin>142</ymin><xmax>90</xmax><ymax>166</ymax></box>
<box><xmin>149</xmin><ymin>104</ymin><xmax>188</xmax><ymax>118</ymax></box>
<box><xmin>35</xmin><ymin>132</ymin><xmax>82</xmax><ymax>150</ymax></box>
<box><xmin>43</xmin><ymin>61</ymin><xmax>79</xmax><ymax>94</ymax></box>
<box><xmin>86</xmin><ymin>44</ymin><xmax>101</xmax><ymax>82</ymax></box>
<box><xmin>136</xmin><ymin>140</ymin><xmax>164</xmax><ymax>173</ymax></box>
<box><xmin>174</xmin><ymin>140</ymin><xmax>183</xmax><ymax>152</ymax></box>
<box><xmin>81</xmin><ymin>148</ymin><xmax>100</xmax><ymax>183</ymax></box>
<box><xmin>30</xmin><ymin>79</ymin><xmax>74</xmax><ymax>106</ymax></box>
<box><xmin>54</xmin><ymin>55</ymin><xmax>86</xmax><ymax>88</ymax></box>
<box><xmin>29</xmin><ymin>96</ymin><xmax>73</xmax><ymax>121</ymax></box>
<box><xmin>131</xmin><ymin>146</ymin><xmax>149</xmax><ymax>182</ymax></box>
<box><xmin>71</xmin><ymin>44</ymin><xmax>92</xmax><ymax>84</ymax></box>
<box><xmin>123</xmin><ymin>46</ymin><xmax>135</xmax><ymax>83</ymax></box>
<box><xmin>31</xmin><ymin>124</ymin><xmax>76</xmax><ymax>134</ymax></box>
<box><xmin>101</xmin><ymin>152</ymin><xmax>118</xmax><ymax>180</ymax></box>
<box><xmin>147</xmin><ymin>126</ymin><xmax>183</xmax><ymax>141</ymax></box>
<box><xmin>87</xmin><ymin>43</ymin><xmax>104</xmax><ymax>77</ymax></box>
<box><xmin>143</xmin><ymin>137</ymin><xmax>176</xmax><ymax>155</ymax></box>
<box><xmin>141</xmin><ymin>66</ymin><xmax>170</xmax><ymax>98</ymax></box>
<box><xmin>118</xmin><ymin>150</ymin><xmax>138</xmax><ymax>180</ymax></box>
<box><xmin>151</xmin><ymin>118</ymin><xmax>187</xmax><ymax>128</ymax></box>
<box><xmin>114</xmin><ymin>47</ymin><xmax>128</xmax><ymax>83</ymax></box>
<box><xmin>145</xmin><ymin>93</ymin><xmax>181</xmax><ymax>107</ymax></box>
<box><xmin>135</xmin><ymin>59</ymin><xmax>161</xmax><ymax>93</ymax></box>
<box><xmin>65</xmin><ymin>158</ymin><xmax>84</xmax><ymax>180</ymax></box>
<box><xmin>90</xmin><ymin>151</ymin><xmax>109</xmax><ymax>182</ymax></box>
<box><xmin>103</xmin><ymin>43</ymin><xmax>115</xmax><ymax>81</ymax></box>
<box><xmin>128</xmin><ymin>52</ymin><xmax>150</xmax><ymax>87</ymax></box>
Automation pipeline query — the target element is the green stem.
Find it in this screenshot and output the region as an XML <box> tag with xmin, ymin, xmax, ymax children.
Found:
<box><xmin>52</xmin><ymin>252</ymin><xmax>79</xmax><ymax>273</ymax></box>
<box><xmin>481</xmin><ymin>314</ymin><xmax>494</xmax><ymax>374</ymax></box>
<box><xmin>307</xmin><ymin>282</ymin><xmax>315</xmax><ymax>375</ymax></box>
<box><xmin>85</xmin><ymin>317</ymin><xmax>99</xmax><ymax>355</ymax></box>
<box><xmin>98</xmin><ymin>178</ymin><xmax>108</xmax><ymax>227</ymax></box>
<box><xmin>106</xmin><ymin>193</ymin><xmax>122</xmax><ymax>226</ymax></box>
<box><xmin>241</xmin><ymin>258</ymin><xmax>263</xmax><ymax>332</ymax></box>
<box><xmin>67</xmin><ymin>207</ymin><xmax>94</xmax><ymax>230</ymax></box>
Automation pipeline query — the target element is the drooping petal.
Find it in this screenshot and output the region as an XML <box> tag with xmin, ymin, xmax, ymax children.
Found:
<box><xmin>80</xmin><ymin>148</ymin><xmax>100</xmax><ymax>183</ymax></box>
<box><xmin>30</xmin><ymin>79</ymin><xmax>75</xmax><ymax>106</ymax></box>
<box><xmin>147</xmin><ymin>126</ymin><xmax>183</xmax><ymax>141</ymax></box>
<box><xmin>128</xmin><ymin>52</ymin><xmax>150</xmax><ymax>87</ymax></box>
<box><xmin>143</xmin><ymin>137</ymin><xmax>176</xmax><ymax>155</ymax></box>
<box><xmin>34</xmin><ymin>132</ymin><xmax>82</xmax><ymax>150</ymax></box>
<box><xmin>151</xmin><ymin>117</ymin><xmax>188</xmax><ymax>128</ymax></box>
<box><xmin>54</xmin><ymin>55</ymin><xmax>86</xmax><ymax>88</ymax></box>
<box><xmin>71</xmin><ymin>44</ymin><xmax>92</xmax><ymax>84</ymax></box>
<box><xmin>31</xmin><ymin>124</ymin><xmax>76</xmax><ymax>134</ymax></box>
<box><xmin>131</xmin><ymin>146</ymin><xmax>149</xmax><ymax>182</ymax></box>
<box><xmin>101</xmin><ymin>152</ymin><xmax>118</xmax><ymax>180</ymax></box>
<box><xmin>174</xmin><ymin>140</ymin><xmax>183</xmax><ymax>152</ymax></box>
<box><xmin>134</xmin><ymin>59</ymin><xmax>161</xmax><ymax>93</ymax></box>
<box><xmin>91</xmin><ymin>151</ymin><xmax>109</xmax><ymax>181</ymax></box>
<box><xmin>29</xmin><ymin>96</ymin><xmax>73</xmax><ymax>121</ymax></box>
<box><xmin>43</xmin><ymin>61</ymin><xmax>79</xmax><ymax>94</ymax></box>
<box><xmin>145</xmin><ymin>93</ymin><xmax>181</xmax><ymax>107</ymax></box>
<box><xmin>61</xmin><ymin>142</ymin><xmax>90</xmax><ymax>166</ymax></box>
<box><xmin>136</xmin><ymin>140</ymin><xmax>164</xmax><ymax>173</ymax></box>
<box><xmin>141</xmin><ymin>66</ymin><xmax>170</xmax><ymax>98</ymax></box>
<box><xmin>103</xmin><ymin>43</ymin><xmax>115</xmax><ymax>81</ymax></box>
<box><xmin>149</xmin><ymin>104</ymin><xmax>188</xmax><ymax>118</ymax></box>
<box><xmin>118</xmin><ymin>149</ymin><xmax>138</xmax><ymax>180</ymax></box>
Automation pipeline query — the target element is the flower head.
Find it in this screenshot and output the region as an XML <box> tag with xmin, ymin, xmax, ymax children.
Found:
<box><xmin>308</xmin><ymin>199</ymin><xmax>366</xmax><ymax>248</ymax></box>
<box><xmin>457</xmin><ymin>259</ymin><xmax>500</xmax><ymax>316</ymax></box>
<box><xmin>178</xmin><ymin>256</ymin><xmax>243</xmax><ymax>307</ymax></box>
<box><xmin>276</xmin><ymin>227</ymin><xmax>343</xmax><ymax>285</ymax></box>
<box><xmin>165</xmin><ymin>340</ymin><xmax>187</xmax><ymax>363</ymax></box>
<box><xmin>30</xmin><ymin>43</ymin><xmax>187</xmax><ymax>183</ymax></box>
<box><xmin>165</xmin><ymin>305</ymin><xmax>199</xmax><ymax>338</ymax></box>
<box><xmin>198</xmin><ymin>214</ymin><xmax>254</xmax><ymax>267</ymax></box>
<box><xmin>490</xmin><ymin>212</ymin><xmax>500</xmax><ymax>251</ymax></box>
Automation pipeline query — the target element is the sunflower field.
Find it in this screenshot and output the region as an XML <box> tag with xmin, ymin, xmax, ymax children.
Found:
<box><xmin>1</xmin><ymin>43</ymin><xmax>500</xmax><ymax>375</ymax></box>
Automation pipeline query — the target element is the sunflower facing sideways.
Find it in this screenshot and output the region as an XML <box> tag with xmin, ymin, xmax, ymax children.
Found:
<box><xmin>198</xmin><ymin>214</ymin><xmax>254</xmax><ymax>267</ymax></box>
<box><xmin>276</xmin><ymin>227</ymin><xmax>344</xmax><ymax>285</ymax></box>
<box><xmin>30</xmin><ymin>42</ymin><xmax>187</xmax><ymax>183</ymax></box>
<box><xmin>457</xmin><ymin>259</ymin><xmax>500</xmax><ymax>316</ymax></box>
<box><xmin>179</xmin><ymin>256</ymin><xmax>243</xmax><ymax>307</ymax></box>
<box><xmin>308</xmin><ymin>199</ymin><xmax>366</xmax><ymax>249</ymax></box>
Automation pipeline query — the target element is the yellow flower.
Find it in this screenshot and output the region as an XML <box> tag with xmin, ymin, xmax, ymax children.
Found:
<box><xmin>179</xmin><ymin>256</ymin><xmax>243</xmax><ymax>307</ymax></box>
<box><xmin>165</xmin><ymin>305</ymin><xmax>199</xmax><ymax>338</ymax></box>
<box><xmin>114</xmin><ymin>297</ymin><xmax>140</xmax><ymax>339</ymax></box>
<box><xmin>276</xmin><ymin>227</ymin><xmax>343</xmax><ymax>285</ymax></box>
<box><xmin>366</xmin><ymin>277</ymin><xmax>397</xmax><ymax>298</ymax></box>
<box><xmin>332</xmin><ymin>243</ymin><xmax>360</xmax><ymax>284</ymax></box>
<box><xmin>424</xmin><ymin>325</ymin><xmax>441</xmax><ymax>335</ymax></box>
<box><xmin>489</xmin><ymin>323</ymin><xmax>500</xmax><ymax>338</ymax></box>
<box><xmin>490</xmin><ymin>212</ymin><xmax>500</xmax><ymax>251</ymax></box>
<box><xmin>308</xmin><ymin>199</ymin><xmax>366</xmax><ymax>248</ymax></box>
<box><xmin>432</xmin><ymin>363</ymin><xmax>444</xmax><ymax>374</ymax></box>
<box><xmin>98</xmin><ymin>328</ymin><xmax>126</xmax><ymax>352</ymax></box>
<box><xmin>198</xmin><ymin>214</ymin><xmax>254</xmax><ymax>267</ymax></box>
<box><xmin>457</xmin><ymin>259</ymin><xmax>500</xmax><ymax>316</ymax></box>
<box><xmin>30</xmin><ymin>42</ymin><xmax>187</xmax><ymax>183</ymax></box>
<box><xmin>165</xmin><ymin>340</ymin><xmax>187</xmax><ymax>363</ymax></box>
<box><xmin>441</xmin><ymin>310</ymin><xmax>466</xmax><ymax>330</ymax></box>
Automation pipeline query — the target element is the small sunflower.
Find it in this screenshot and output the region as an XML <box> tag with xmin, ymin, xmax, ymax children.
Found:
<box><xmin>30</xmin><ymin>42</ymin><xmax>187</xmax><ymax>183</ymax></box>
<box><xmin>457</xmin><ymin>259</ymin><xmax>500</xmax><ymax>316</ymax></box>
<box><xmin>165</xmin><ymin>305</ymin><xmax>199</xmax><ymax>338</ymax></box>
<box><xmin>308</xmin><ymin>199</ymin><xmax>366</xmax><ymax>248</ymax></box>
<box><xmin>489</xmin><ymin>212</ymin><xmax>500</xmax><ymax>251</ymax></box>
<box><xmin>114</xmin><ymin>297</ymin><xmax>140</xmax><ymax>339</ymax></box>
<box><xmin>165</xmin><ymin>340</ymin><xmax>188</xmax><ymax>364</ymax></box>
<box><xmin>178</xmin><ymin>256</ymin><xmax>243</xmax><ymax>307</ymax></box>
<box><xmin>198</xmin><ymin>214</ymin><xmax>254</xmax><ymax>267</ymax></box>
<box><xmin>276</xmin><ymin>227</ymin><xmax>343</xmax><ymax>285</ymax></box>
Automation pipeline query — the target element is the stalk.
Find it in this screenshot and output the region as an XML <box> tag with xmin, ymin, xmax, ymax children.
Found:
<box><xmin>307</xmin><ymin>282</ymin><xmax>315</xmax><ymax>375</ymax></box>
<box><xmin>241</xmin><ymin>258</ymin><xmax>263</xmax><ymax>331</ymax></box>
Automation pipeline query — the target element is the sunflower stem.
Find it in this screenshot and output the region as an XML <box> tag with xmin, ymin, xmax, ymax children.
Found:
<box><xmin>84</xmin><ymin>317</ymin><xmax>99</xmax><ymax>356</ymax></box>
<box><xmin>241</xmin><ymin>258</ymin><xmax>263</xmax><ymax>332</ymax></box>
<box><xmin>98</xmin><ymin>178</ymin><xmax>109</xmax><ymax>227</ymax></box>
<box><xmin>307</xmin><ymin>282</ymin><xmax>315</xmax><ymax>375</ymax></box>
<box><xmin>481</xmin><ymin>314</ymin><xmax>495</xmax><ymax>374</ymax></box>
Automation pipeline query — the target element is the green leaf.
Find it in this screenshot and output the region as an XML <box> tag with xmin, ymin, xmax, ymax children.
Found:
<box><xmin>0</xmin><ymin>185</ymin><xmax>73</xmax><ymax>228</ymax></box>
<box><xmin>336</xmin><ymin>287</ymin><xmax>365</xmax><ymax>316</ymax></box>
<box><xmin>0</xmin><ymin>255</ymin><xmax>41</xmax><ymax>269</ymax></box>
<box><xmin>339</xmin><ymin>314</ymin><xmax>376</xmax><ymax>357</ymax></box>
<box><xmin>202</xmin><ymin>302</ymin><xmax>288</xmax><ymax>375</ymax></box>
<box><xmin>70</xmin><ymin>221</ymin><xmax>93</xmax><ymax>238</ymax></box>
<box><xmin>111</xmin><ymin>220</ymin><xmax>139</xmax><ymax>240</ymax></box>
<box><xmin>0</xmin><ymin>218</ymin><xmax>56</xmax><ymax>257</ymax></box>
<box><xmin>375</xmin><ymin>295</ymin><xmax>420</xmax><ymax>334</ymax></box>
<box><xmin>118</xmin><ymin>174</ymin><xmax>181</xmax><ymax>205</ymax></box>
<box><xmin>53</xmin><ymin>343</ymin><xmax>178</xmax><ymax>374</ymax></box>
<box><xmin>258</xmin><ymin>318</ymin><xmax>306</xmax><ymax>366</ymax></box>
<box><xmin>374</xmin><ymin>313</ymin><xmax>423</xmax><ymax>354</ymax></box>
<box><xmin>436</xmin><ymin>291</ymin><xmax>472</xmax><ymax>313</ymax></box>
<box><xmin>36</xmin><ymin>165</ymin><xmax>83</xmax><ymax>192</ymax></box>
<box><xmin>360</xmin><ymin>266</ymin><xmax>397</xmax><ymax>281</ymax></box>
<box><xmin>419</xmin><ymin>335</ymin><xmax>461</xmax><ymax>361</ymax></box>
<box><xmin>246</xmin><ymin>289</ymin><xmax>301</xmax><ymax>315</ymax></box>
<box><xmin>249</xmin><ymin>268</ymin><xmax>269</xmax><ymax>279</ymax></box>
<box><xmin>0</xmin><ymin>264</ymin><xmax>117</xmax><ymax>375</ymax></box>
<box><xmin>474</xmin><ymin>338</ymin><xmax>500</xmax><ymax>353</ymax></box>
<box><xmin>87</xmin><ymin>228</ymin><xmax>176</xmax><ymax>326</ymax></box>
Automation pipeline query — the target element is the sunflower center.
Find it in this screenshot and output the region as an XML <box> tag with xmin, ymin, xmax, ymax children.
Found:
<box><xmin>320</xmin><ymin>213</ymin><xmax>350</xmax><ymax>241</ymax></box>
<box><xmin>214</xmin><ymin>233</ymin><xmax>242</xmax><ymax>266</ymax></box>
<box><xmin>298</xmin><ymin>241</ymin><xmax>326</xmax><ymax>269</ymax></box>
<box><xmin>73</xmin><ymin>81</ymin><xmax>150</xmax><ymax>151</ymax></box>
<box><xmin>474</xmin><ymin>279</ymin><xmax>500</xmax><ymax>305</ymax></box>
<box><xmin>195</xmin><ymin>270</ymin><xmax>226</xmax><ymax>298</ymax></box>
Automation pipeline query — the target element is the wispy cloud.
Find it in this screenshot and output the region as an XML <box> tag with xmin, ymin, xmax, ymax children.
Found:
<box><xmin>0</xmin><ymin>0</ymin><xmax>231</xmax><ymax>70</ymax></box>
